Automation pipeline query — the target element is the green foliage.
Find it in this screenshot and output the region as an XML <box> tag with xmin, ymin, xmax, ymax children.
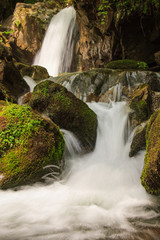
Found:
<box><xmin>98</xmin><ymin>0</ymin><xmax>160</xmax><ymax>24</ymax></box>
<box><xmin>0</xmin><ymin>104</ymin><xmax>42</xmax><ymax>154</ymax></box>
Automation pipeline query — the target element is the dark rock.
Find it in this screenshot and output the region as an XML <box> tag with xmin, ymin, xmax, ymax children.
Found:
<box><xmin>154</xmin><ymin>51</ymin><xmax>160</xmax><ymax>66</ymax></box>
<box><xmin>129</xmin><ymin>121</ymin><xmax>148</xmax><ymax>157</ymax></box>
<box><xmin>0</xmin><ymin>60</ymin><xmax>29</xmax><ymax>102</ymax></box>
<box><xmin>0</xmin><ymin>101</ymin><xmax>65</xmax><ymax>189</ymax></box>
<box><xmin>29</xmin><ymin>81</ymin><xmax>97</xmax><ymax>152</ymax></box>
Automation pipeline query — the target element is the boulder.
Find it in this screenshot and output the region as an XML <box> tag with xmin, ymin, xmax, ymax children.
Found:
<box><xmin>29</xmin><ymin>81</ymin><xmax>97</xmax><ymax>152</ymax></box>
<box><xmin>141</xmin><ymin>110</ymin><xmax>160</xmax><ymax>195</ymax></box>
<box><xmin>0</xmin><ymin>101</ymin><xmax>65</xmax><ymax>189</ymax></box>
<box><xmin>129</xmin><ymin>84</ymin><xmax>152</xmax><ymax>123</ymax></box>
<box><xmin>129</xmin><ymin>121</ymin><xmax>148</xmax><ymax>157</ymax></box>
<box><xmin>9</xmin><ymin>1</ymin><xmax>64</xmax><ymax>64</ymax></box>
<box><xmin>0</xmin><ymin>59</ymin><xmax>29</xmax><ymax>102</ymax></box>
<box><xmin>105</xmin><ymin>60</ymin><xmax>148</xmax><ymax>70</ymax></box>
<box><xmin>154</xmin><ymin>51</ymin><xmax>160</xmax><ymax>66</ymax></box>
<box><xmin>15</xmin><ymin>62</ymin><xmax>49</xmax><ymax>82</ymax></box>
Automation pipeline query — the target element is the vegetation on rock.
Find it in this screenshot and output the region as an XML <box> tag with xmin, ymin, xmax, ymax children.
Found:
<box><xmin>0</xmin><ymin>101</ymin><xmax>65</xmax><ymax>189</ymax></box>
<box><xmin>141</xmin><ymin>110</ymin><xmax>160</xmax><ymax>195</ymax></box>
<box><xmin>29</xmin><ymin>81</ymin><xmax>97</xmax><ymax>152</ymax></box>
<box><xmin>106</xmin><ymin>60</ymin><xmax>148</xmax><ymax>70</ymax></box>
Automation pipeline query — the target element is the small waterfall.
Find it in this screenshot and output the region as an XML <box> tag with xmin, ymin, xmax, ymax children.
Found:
<box><xmin>33</xmin><ymin>7</ymin><xmax>78</xmax><ymax>77</ymax></box>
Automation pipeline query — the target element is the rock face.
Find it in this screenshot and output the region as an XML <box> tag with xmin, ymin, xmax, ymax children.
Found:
<box><xmin>9</xmin><ymin>1</ymin><xmax>64</xmax><ymax>64</ymax></box>
<box><xmin>29</xmin><ymin>81</ymin><xmax>97</xmax><ymax>152</ymax></box>
<box><xmin>0</xmin><ymin>101</ymin><xmax>65</xmax><ymax>189</ymax></box>
<box><xmin>141</xmin><ymin>111</ymin><xmax>160</xmax><ymax>195</ymax></box>
<box><xmin>73</xmin><ymin>1</ymin><xmax>160</xmax><ymax>70</ymax></box>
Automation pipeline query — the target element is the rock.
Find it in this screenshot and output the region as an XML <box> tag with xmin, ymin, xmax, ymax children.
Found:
<box><xmin>154</xmin><ymin>51</ymin><xmax>160</xmax><ymax>66</ymax></box>
<box><xmin>0</xmin><ymin>59</ymin><xmax>29</xmax><ymax>102</ymax></box>
<box><xmin>21</xmin><ymin>92</ymin><xmax>32</xmax><ymax>105</ymax></box>
<box><xmin>129</xmin><ymin>84</ymin><xmax>152</xmax><ymax>123</ymax></box>
<box><xmin>129</xmin><ymin>121</ymin><xmax>148</xmax><ymax>157</ymax></box>
<box><xmin>54</xmin><ymin>69</ymin><xmax>160</xmax><ymax>103</ymax></box>
<box><xmin>106</xmin><ymin>60</ymin><xmax>148</xmax><ymax>70</ymax></box>
<box><xmin>29</xmin><ymin>81</ymin><xmax>97</xmax><ymax>152</ymax></box>
<box><xmin>15</xmin><ymin>63</ymin><xmax>49</xmax><ymax>82</ymax></box>
<box><xmin>9</xmin><ymin>1</ymin><xmax>64</xmax><ymax>64</ymax></box>
<box><xmin>141</xmin><ymin>110</ymin><xmax>160</xmax><ymax>195</ymax></box>
<box><xmin>151</xmin><ymin>91</ymin><xmax>160</xmax><ymax>112</ymax></box>
<box><xmin>0</xmin><ymin>101</ymin><xmax>65</xmax><ymax>189</ymax></box>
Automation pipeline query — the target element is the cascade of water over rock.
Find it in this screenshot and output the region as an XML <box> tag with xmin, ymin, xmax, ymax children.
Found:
<box><xmin>0</xmin><ymin>6</ymin><xmax>160</xmax><ymax>240</ymax></box>
<box><xmin>33</xmin><ymin>7</ymin><xmax>78</xmax><ymax>77</ymax></box>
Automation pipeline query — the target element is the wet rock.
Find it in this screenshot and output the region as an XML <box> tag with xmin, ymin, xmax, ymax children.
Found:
<box><xmin>141</xmin><ymin>110</ymin><xmax>160</xmax><ymax>195</ymax></box>
<box><xmin>29</xmin><ymin>81</ymin><xmax>97</xmax><ymax>152</ymax></box>
<box><xmin>15</xmin><ymin>63</ymin><xmax>49</xmax><ymax>82</ymax></box>
<box><xmin>129</xmin><ymin>121</ymin><xmax>148</xmax><ymax>157</ymax></box>
<box><xmin>0</xmin><ymin>101</ymin><xmax>65</xmax><ymax>189</ymax></box>
<box><xmin>54</xmin><ymin>69</ymin><xmax>160</xmax><ymax>103</ymax></box>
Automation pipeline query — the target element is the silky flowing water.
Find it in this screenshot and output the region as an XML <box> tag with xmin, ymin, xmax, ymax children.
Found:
<box><xmin>33</xmin><ymin>7</ymin><xmax>78</xmax><ymax>77</ymax></box>
<box><xmin>0</xmin><ymin>101</ymin><xmax>159</xmax><ymax>240</ymax></box>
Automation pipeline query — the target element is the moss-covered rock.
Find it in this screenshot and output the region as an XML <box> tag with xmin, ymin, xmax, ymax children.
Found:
<box><xmin>141</xmin><ymin>110</ymin><xmax>160</xmax><ymax>195</ymax></box>
<box><xmin>129</xmin><ymin>121</ymin><xmax>148</xmax><ymax>157</ymax></box>
<box><xmin>15</xmin><ymin>62</ymin><xmax>49</xmax><ymax>82</ymax></box>
<box><xmin>129</xmin><ymin>84</ymin><xmax>152</xmax><ymax>123</ymax></box>
<box><xmin>0</xmin><ymin>101</ymin><xmax>65</xmax><ymax>189</ymax></box>
<box><xmin>106</xmin><ymin>60</ymin><xmax>148</xmax><ymax>70</ymax></box>
<box><xmin>29</xmin><ymin>81</ymin><xmax>97</xmax><ymax>152</ymax></box>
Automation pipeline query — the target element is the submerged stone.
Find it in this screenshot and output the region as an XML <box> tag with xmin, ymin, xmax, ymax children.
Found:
<box><xmin>0</xmin><ymin>101</ymin><xmax>65</xmax><ymax>189</ymax></box>
<box><xmin>29</xmin><ymin>81</ymin><xmax>97</xmax><ymax>152</ymax></box>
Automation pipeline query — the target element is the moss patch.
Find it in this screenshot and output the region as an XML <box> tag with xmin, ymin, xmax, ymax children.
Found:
<box><xmin>141</xmin><ymin>110</ymin><xmax>160</xmax><ymax>195</ymax></box>
<box><xmin>30</xmin><ymin>81</ymin><xmax>97</xmax><ymax>152</ymax></box>
<box><xmin>106</xmin><ymin>60</ymin><xmax>148</xmax><ymax>70</ymax></box>
<box><xmin>0</xmin><ymin>101</ymin><xmax>65</xmax><ymax>189</ymax></box>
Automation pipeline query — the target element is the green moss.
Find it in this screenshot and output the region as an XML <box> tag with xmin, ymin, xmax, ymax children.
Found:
<box><xmin>106</xmin><ymin>59</ymin><xmax>148</xmax><ymax>70</ymax></box>
<box><xmin>141</xmin><ymin>110</ymin><xmax>160</xmax><ymax>195</ymax></box>
<box><xmin>0</xmin><ymin>101</ymin><xmax>65</xmax><ymax>189</ymax></box>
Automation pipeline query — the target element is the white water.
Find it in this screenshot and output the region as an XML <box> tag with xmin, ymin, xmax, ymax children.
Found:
<box><xmin>33</xmin><ymin>7</ymin><xmax>77</xmax><ymax>77</ymax></box>
<box><xmin>0</xmin><ymin>101</ymin><xmax>159</xmax><ymax>240</ymax></box>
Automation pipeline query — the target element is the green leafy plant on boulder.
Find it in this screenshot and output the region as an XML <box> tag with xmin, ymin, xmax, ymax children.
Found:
<box><xmin>141</xmin><ymin>110</ymin><xmax>160</xmax><ymax>195</ymax></box>
<box><xmin>0</xmin><ymin>101</ymin><xmax>65</xmax><ymax>189</ymax></box>
<box><xmin>106</xmin><ymin>59</ymin><xmax>148</xmax><ymax>70</ymax></box>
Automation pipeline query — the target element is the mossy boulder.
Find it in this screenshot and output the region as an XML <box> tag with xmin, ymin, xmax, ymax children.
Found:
<box><xmin>129</xmin><ymin>121</ymin><xmax>148</xmax><ymax>157</ymax></box>
<box><xmin>29</xmin><ymin>81</ymin><xmax>97</xmax><ymax>152</ymax></box>
<box><xmin>106</xmin><ymin>60</ymin><xmax>148</xmax><ymax>70</ymax></box>
<box><xmin>141</xmin><ymin>111</ymin><xmax>160</xmax><ymax>195</ymax></box>
<box><xmin>15</xmin><ymin>63</ymin><xmax>49</xmax><ymax>82</ymax></box>
<box><xmin>0</xmin><ymin>101</ymin><xmax>65</xmax><ymax>189</ymax></box>
<box><xmin>129</xmin><ymin>84</ymin><xmax>152</xmax><ymax>124</ymax></box>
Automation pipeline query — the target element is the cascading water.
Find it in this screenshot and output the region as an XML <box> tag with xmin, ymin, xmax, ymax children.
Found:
<box><xmin>33</xmin><ymin>7</ymin><xmax>78</xmax><ymax>77</ymax></box>
<box><xmin>0</xmin><ymin>101</ymin><xmax>159</xmax><ymax>240</ymax></box>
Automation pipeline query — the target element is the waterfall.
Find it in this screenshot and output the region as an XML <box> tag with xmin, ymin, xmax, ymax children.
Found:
<box><xmin>33</xmin><ymin>7</ymin><xmax>78</xmax><ymax>77</ymax></box>
<box><xmin>0</xmin><ymin>101</ymin><xmax>159</xmax><ymax>240</ymax></box>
